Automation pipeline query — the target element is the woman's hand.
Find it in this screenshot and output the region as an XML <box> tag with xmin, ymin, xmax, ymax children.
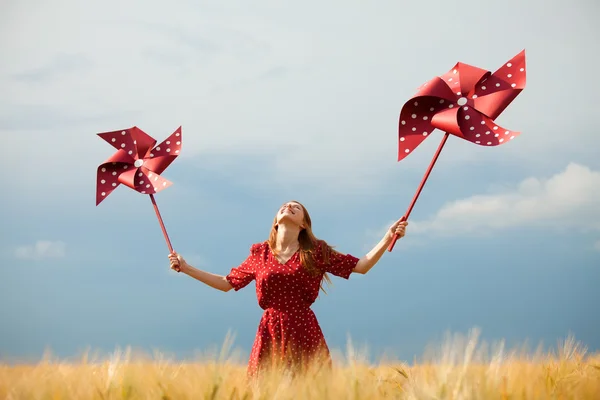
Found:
<box><xmin>388</xmin><ymin>218</ymin><xmax>408</xmax><ymax>241</ymax></box>
<box><xmin>168</xmin><ymin>252</ymin><xmax>188</xmax><ymax>273</ymax></box>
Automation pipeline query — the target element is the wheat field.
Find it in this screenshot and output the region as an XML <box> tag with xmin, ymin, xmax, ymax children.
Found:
<box><xmin>2</xmin><ymin>329</ymin><xmax>599</xmax><ymax>399</ymax></box>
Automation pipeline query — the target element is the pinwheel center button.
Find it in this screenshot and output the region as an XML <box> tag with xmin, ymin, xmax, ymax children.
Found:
<box><xmin>457</xmin><ymin>97</ymin><xmax>468</xmax><ymax>106</ymax></box>
<box><xmin>134</xmin><ymin>159</ymin><xmax>144</xmax><ymax>168</ymax></box>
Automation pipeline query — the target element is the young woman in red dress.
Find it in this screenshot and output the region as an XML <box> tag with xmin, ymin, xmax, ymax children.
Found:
<box><xmin>168</xmin><ymin>201</ymin><xmax>408</xmax><ymax>377</ymax></box>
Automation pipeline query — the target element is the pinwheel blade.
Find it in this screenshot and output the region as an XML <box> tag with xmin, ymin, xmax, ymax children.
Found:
<box><xmin>142</xmin><ymin>126</ymin><xmax>182</xmax><ymax>175</ymax></box>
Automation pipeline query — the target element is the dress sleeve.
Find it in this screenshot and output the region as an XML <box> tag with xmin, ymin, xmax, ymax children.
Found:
<box><xmin>225</xmin><ymin>243</ymin><xmax>261</xmax><ymax>291</ymax></box>
<box><xmin>318</xmin><ymin>242</ymin><xmax>360</xmax><ymax>280</ymax></box>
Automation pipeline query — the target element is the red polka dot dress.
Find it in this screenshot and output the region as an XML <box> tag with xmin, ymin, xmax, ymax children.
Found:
<box><xmin>225</xmin><ymin>241</ymin><xmax>359</xmax><ymax>376</ymax></box>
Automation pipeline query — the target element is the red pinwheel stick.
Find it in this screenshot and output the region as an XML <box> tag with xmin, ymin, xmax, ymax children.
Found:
<box><xmin>149</xmin><ymin>193</ymin><xmax>174</xmax><ymax>254</ymax></box>
<box><xmin>388</xmin><ymin>132</ymin><xmax>450</xmax><ymax>252</ymax></box>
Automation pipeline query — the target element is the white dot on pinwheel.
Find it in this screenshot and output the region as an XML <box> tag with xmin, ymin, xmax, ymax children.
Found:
<box><xmin>457</xmin><ymin>97</ymin><xmax>467</xmax><ymax>106</ymax></box>
<box><xmin>134</xmin><ymin>159</ymin><xmax>144</xmax><ymax>168</ymax></box>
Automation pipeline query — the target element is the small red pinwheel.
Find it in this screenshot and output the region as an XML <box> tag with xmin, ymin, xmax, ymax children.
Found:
<box><xmin>96</xmin><ymin>126</ymin><xmax>182</xmax><ymax>255</ymax></box>
<box><xmin>388</xmin><ymin>50</ymin><xmax>526</xmax><ymax>251</ymax></box>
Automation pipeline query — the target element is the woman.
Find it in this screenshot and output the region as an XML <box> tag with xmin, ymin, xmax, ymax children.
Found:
<box><xmin>168</xmin><ymin>201</ymin><xmax>408</xmax><ymax>377</ymax></box>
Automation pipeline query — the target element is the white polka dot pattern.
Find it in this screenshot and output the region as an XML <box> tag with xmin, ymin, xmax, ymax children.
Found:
<box><xmin>96</xmin><ymin>126</ymin><xmax>182</xmax><ymax>205</ymax></box>
<box><xmin>397</xmin><ymin>50</ymin><xmax>526</xmax><ymax>160</ymax></box>
<box><xmin>226</xmin><ymin>241</ymin><xmax>359</xmax><ymax>376</ymax></box>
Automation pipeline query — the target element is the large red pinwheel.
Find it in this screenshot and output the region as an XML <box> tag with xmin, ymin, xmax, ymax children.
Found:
<box><xmin>388</xmin><ymin>50</ymin><xmax>527</xmax><ymax>251</ymax></box>
<box><xmin>95</xmin><ymin>126</ymin><xmax>182</xmax><ymax>256</ymax></box>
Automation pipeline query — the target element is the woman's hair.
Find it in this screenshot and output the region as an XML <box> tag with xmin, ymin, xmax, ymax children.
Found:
<box><xmin>267</xmin><ymin>200</ymin><xmax>333</xmax><ymax>292</ymax></box>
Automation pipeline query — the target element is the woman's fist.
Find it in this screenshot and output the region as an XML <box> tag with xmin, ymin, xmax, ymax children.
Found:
<box><xmin>388</xmin><ymin>218</ymin><xmax>408</xmax><ymax>240</ymax></box>
<box><xmin>168</xmin><ymin>252</ymin><xmax>187</xmax><ymax>273</ymax></box>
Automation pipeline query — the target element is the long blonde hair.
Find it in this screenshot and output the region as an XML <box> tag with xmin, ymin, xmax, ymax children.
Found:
<box><xmin>267</xmin><ymin>200</ymin><xmax>333</xmax><ymax>292</ymax></box>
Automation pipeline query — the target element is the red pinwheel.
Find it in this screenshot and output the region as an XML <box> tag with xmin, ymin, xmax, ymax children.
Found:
<box><xmin>388</xmin><ymin>50</ymin><xmax>527</xmax><ymax>251</ymax></box>
<box><xmin>96</xmin><ymin>126</ymin><xmax>182</xmax><ymax>254</ymax></box>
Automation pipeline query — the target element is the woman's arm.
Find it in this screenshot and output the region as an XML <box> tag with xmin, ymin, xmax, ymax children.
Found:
<box><xmin>353</xmin><ymin>219</ymin><xmax>407</xmax><ymax>275</ymax></box>
<box><xmin>169</xmin><ymin>253</ymin><xmax>233</xmax><ymax>292</ymax></box>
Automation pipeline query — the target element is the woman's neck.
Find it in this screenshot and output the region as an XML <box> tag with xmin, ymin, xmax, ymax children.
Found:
<box><xmin>275</xmin><ymin>223</ymin><xmax>300</xmax><ymax>251</ymax></box>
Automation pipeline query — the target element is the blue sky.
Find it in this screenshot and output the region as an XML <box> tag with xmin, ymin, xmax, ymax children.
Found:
<box><xmin>1</xmin><ymin>0</ymin><xmax>599</xmax><ymax>364</ymax></box>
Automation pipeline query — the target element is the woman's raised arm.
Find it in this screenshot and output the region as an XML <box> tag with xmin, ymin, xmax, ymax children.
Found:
<box><xmin>353</xmin><ymin>218</ymin><xmax>408</xmax><ymax>274</ymax></box>
<box><xmin>169</xmin><ymin>252</ymin><xmax>233</xmax><ymax>292</ymax></box>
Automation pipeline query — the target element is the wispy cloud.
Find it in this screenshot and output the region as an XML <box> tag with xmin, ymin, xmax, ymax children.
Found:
<box><xmin>407</xmin><ymin>163</ymin><xmax>600</xmax><ymax>236</ymax></box>
<box><xmin>11</xmin><ymin>53</ymin><xmax>92</xmax><ymax>83</ymax></box>
<box><xmin>14</xmin><ymin>240</ymin><xmax>66</xmax><ymax>261</ymax></box>
<box><xmin>594</xmin><ymin>240</ymin><xmax>600</xmax><ymax>252</ymax></box>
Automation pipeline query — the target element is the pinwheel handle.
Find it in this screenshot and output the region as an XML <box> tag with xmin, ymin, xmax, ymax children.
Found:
<box><xmin>149</xmin><ymin>194</ymin><xmax>178</xmax><ymax>271</ymax></box>
<box><xmin>388</xmin><ymin>132</ymin><xmax>450</xmax><ymax>252</ymax></box>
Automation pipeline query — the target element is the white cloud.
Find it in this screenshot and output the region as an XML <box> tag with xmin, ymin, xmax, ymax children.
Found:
<box><xmin>1</xmin><ymin>0</ymin><xmax>599</xmax><ymax>201</ymax></box>
<box><xmin>14</xmin><ymin>240</ymin><xmax>67</xmax><ymax>261</ymax></box>
<box><xmin>408</xmin><ymin>163</ymin><xmax>600</xmax><ymax>236</ymax></box>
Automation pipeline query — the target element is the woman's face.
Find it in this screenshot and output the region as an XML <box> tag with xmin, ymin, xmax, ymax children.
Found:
<box><xmin>276</xmin><ymin>201</ymin><xmax>305</xmax><ymax>228</ymax></box>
